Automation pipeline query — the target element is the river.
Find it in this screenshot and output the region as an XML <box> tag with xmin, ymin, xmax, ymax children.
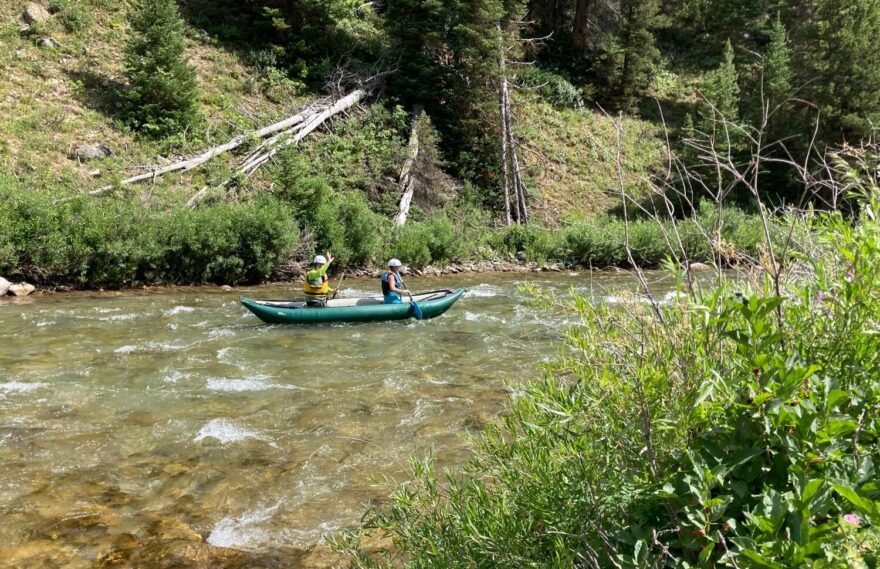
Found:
<box><xmin>0</xmin><ymin>271</ymin><xmax>679</xmax><ymax>567</ymax></box>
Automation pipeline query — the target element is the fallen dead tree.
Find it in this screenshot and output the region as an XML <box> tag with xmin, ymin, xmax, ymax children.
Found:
<box><xmin>71</xmin><ymin>76</ymin><xmax>385</xmax><ymax>206</ymax></box>
<box><xmin>186</xmin><ymin>86</ymin><xmax>371</xmax><ymax>208</ymax></box>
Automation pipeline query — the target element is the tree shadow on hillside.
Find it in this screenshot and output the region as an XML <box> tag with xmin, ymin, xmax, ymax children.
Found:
<box><xmin>64</xmin><ymin>68</ymin><xmax>128</xmax><ymax>123</ymax></box>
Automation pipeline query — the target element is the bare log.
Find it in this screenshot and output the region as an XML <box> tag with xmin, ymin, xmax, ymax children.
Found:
<box><xmin>510</xmin><ymin>131</ymin><xmax>530</xmax><ymax>223</ymax></box>
<box><xmin>235</xmin><ymin>87</ymin><xmax>370</xmax><ymax>179</ymax></box>
<box><xmin>187</xmin><ymin>86</ymin><xmax>373</xmax><ymax>209</ymax></box>
<box><xmin>83</xmin><ymin>102</ymin><xmax>328</xmax><ymax>199</ymax></box>
<box><xmin>393</xmin><ymin>104</ymin><xmax>424</xmax><ymax>227</ymax></box>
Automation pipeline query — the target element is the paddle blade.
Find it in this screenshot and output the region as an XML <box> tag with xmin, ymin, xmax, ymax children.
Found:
<box><xmin>411</xmin><ymin>300</ymin><xmax>424</xmax><ymax>320</ymax></box>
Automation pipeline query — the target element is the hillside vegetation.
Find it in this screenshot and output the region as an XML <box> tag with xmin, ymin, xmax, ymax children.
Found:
<box><xmin>3</xmin><ymin>0</ymin><xmax>879</xmax><ymax>288</ymax></box>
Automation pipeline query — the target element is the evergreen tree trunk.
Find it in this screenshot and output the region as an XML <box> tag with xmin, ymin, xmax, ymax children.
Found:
<box><xmin>572</xmin><ymin>0</ymin><xmax>592</xmax><ymax>49</ymax></box>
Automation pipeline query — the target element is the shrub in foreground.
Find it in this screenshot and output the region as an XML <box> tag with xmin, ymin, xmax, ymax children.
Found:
<box><xmin>337</xmin><ymin>204</ymin><xmax>880</xmax><ymax>566</ymax></box>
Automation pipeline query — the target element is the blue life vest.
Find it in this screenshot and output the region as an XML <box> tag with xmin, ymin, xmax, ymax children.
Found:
<box><xmin>381</xmin><ymin>271</ymin><xmax>403</xmax><ymax>304</ymax></box>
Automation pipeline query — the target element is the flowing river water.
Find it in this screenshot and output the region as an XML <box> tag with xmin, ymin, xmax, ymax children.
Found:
<box><xmin>0</xmin><ymin>271</ymin><xmax>679</xmax><ymax>568</ymax></box>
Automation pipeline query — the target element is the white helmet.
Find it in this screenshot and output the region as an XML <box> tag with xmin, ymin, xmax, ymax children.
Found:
<box><xmin>388</xmin><ymin>258</ymin><xmax>402</xmax><ymax>268</ymax></box>
<box><xmin>312</xmin><ymin>255</ymin><xmax>327</xmax><ymax>265</ymax></box>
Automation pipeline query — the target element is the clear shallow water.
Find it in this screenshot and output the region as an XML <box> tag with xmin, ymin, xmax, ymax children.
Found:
<box><xmin>0</xmin><ymin>271</ymin><xmax>678</xmax><ymax>567</ymax></box>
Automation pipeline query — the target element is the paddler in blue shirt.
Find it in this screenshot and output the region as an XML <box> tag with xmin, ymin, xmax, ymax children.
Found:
<box><xmin>303</xmin><ymin>252</ymin><xmax>334</xmax><ymax>303</ymax></box>
<box><xmin>381</xmin><ymin>259</ymin><xmax>411</xmax><ymax>304</ymax></box>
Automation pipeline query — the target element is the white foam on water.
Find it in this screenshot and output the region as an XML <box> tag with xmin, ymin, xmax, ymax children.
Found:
<box><xmin>216</xmin><ymin>347</ymin><xmax>234</xmax><ymax>361</ymax></box>
<box><xmin>93</xmin><ymin>307</ymin><xmax>120</xmax><ymax>313</ymax></box>
<box><xmin>207</xmin><ymin>377</ymin><xmax>271</xmax><ymax>392</ymax></box>
<box><xmin>209</xmin><ymin>328</ymin><xmax>236</xmax><ymax>338</ymax></box>
<box><xmin>464</xmin><ymin>284</ymin><xmax>502</xmax><ymax>298</ymax></box>
<box><xmin>660</xmin><ymin>290</ymin><xmax>686</xmax><ymax>303</ymax></box>
<box><xmin>35</xmin><ymin>321</ymin><xmax>56</xmax><ymax>327</ymax></box>
<box><xmin>194</xmin><ymin>418</ymin><xmax>275</xmax><ymax>446</ymax></box>
<box><xmin>206</xmin><ymin>502</ymin><xmax>281</xmax><ymax>549</ymax></box>
<box><xmin>99</xmin><ymin>313</ymin><xmax>139</xmax><ymax>322</ymax></box>
<box><xmin>205</xmin><ymin>374</ymin><xmax>313</xmax><ymax>393</ymax></box>
<box><xmin>397</xmin><ymin>398</ymin><xmax>435</xmax><ymax>428</ymax></box>
<box><xmin>115</xmin><ymin>342</ymin><xmax>184</xmax><ymax>354</ymax></box>
<box><xmin>463</xmin><ymin>311</ymin><xmax>505</xmax><ymax>323</ymax></box>
<box><xmin>162</xmin><ymin>370</ymin><xmax>191</xmax><ymax>384</ymax></box>
<box><xmin>165</xmin><ymin>306</ymin><xmax>195</xmax><ymax>316</ymax></box>
<box><xmin>604</xmin><ymin>291</ymin><xmax>684</xmax><ymax>306</ymax></box>
<box><xmin>0</xmin><ymin>381</ymin><xmax>49</xmax><ymax>393</ymax></box>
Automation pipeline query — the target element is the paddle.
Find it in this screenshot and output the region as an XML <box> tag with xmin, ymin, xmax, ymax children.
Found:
<box><xmin>399</xmin><ymin>274</ymin><xmax>423</xmax><ymax>320</ymax></box>
<box><xmin>409</xmin><ymin>293</ymin><xmax>424</xmax><ymax>320</ymax></box>
<box><xmin>331</xmin><ymin>272</ymin><xmax>345</xmax><ymax>300</ymax></box>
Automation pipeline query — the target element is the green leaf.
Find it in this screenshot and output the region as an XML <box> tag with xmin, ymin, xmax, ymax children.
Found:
<box><xmin>832</xmin><ymin>483</ymin><xmax>878</xmax><ymax>516</ymax></box>
<box><xmin>821</xmin><ymin>417</ymin><xmax>858</xmax><ymax>438</ymax></box>
<box><xmin>825</xmin><ymin>389</ymin><xmax>849</xmax><ymax>409</ymax></box>
<box><xmin>739</xmin><ymin>548</ymin><xmax>784</xmax><ymax>568</ymax></box>
<box><xmin>801</xmin><ymin>478</ymin><xmax>824</xmax><ymax>505</ymax></box>
<box><xmin>699</xmin><ymin>541</ymin><xmax>715</xmax><ymax>564</ymax></box>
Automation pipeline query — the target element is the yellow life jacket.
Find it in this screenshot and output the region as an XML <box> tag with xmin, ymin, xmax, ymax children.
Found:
<box><xmin>303</xmin><ymin>272</ymin><xmax>330</xmax><ymax>296</ymax></box>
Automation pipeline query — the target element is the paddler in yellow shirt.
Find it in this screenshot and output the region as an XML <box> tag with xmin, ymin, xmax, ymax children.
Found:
<box><xmin>303</xmin><ymin>252</ymin><xmax>334</xmax><ymax>305</ymax></box>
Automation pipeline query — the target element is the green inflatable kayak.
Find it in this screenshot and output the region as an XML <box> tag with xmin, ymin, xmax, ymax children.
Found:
<box><xmin>240</xmin><ymin>288</ymin><xmax>464</xmax><ymax>324</ymax></box>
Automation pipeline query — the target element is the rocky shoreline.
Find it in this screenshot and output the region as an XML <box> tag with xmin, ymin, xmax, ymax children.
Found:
<box><xmin>344</xmin><ymin>259</ymin><xmax>572</xmax><ymax>279</ymax></box>
<box><xmin>0</xmin><ymin>260</ymin><xmax>718</xmax><ymax>297</ymax></box>
<box><xmin>0</xmin><ymin>276</ymin><xmax>36</xmax><ymax>297</ymax></box>
<box><xmin>0</xmin><ymin>260</ymin><xmax>574</xmax><ymax>297</ymax></box>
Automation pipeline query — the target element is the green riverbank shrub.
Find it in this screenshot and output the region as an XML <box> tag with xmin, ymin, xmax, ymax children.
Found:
<box><xmin>0</xmin><ymin>182</ymin><xmax>298</xmax><ymax>287</ymax></box>
<box><xmin>337</xmin><ymin>201</ymin><xmax>880</xmax><ymax>566</ymax></box>
<box><xmin>274</xmin><ymin>162</ymin><xmax>384</xmax><ymax>267</ymax></box>
<box><xmin>490</xmin><ymin>205</ymin><xmax>770</xmax><ymax>268</ymax></box>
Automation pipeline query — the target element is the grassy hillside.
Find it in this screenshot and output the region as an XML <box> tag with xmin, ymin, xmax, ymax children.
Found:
<box><xmin>0</xmin><ymin>0</ymin><xmax>305</xmax><ymax>197</ymax></box>
<box><xmin>519</xmin><ymin>98</ymin><xmax>664</xmax><ymax>223</ymax></box>
<box><xmin>0</xmin><ymin>1</ymin><xmax>667</xmax><ymax>215</ymax></box>
<box><xmin>0</xmin><ymin>1</ymin><xmax>728</xmax><ymax>290</ymax></box>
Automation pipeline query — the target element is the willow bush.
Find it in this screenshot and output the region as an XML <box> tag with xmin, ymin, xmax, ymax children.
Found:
<box><xmin>0</xmin><ymin>182</ymin><xmax>298</xmax><ymax>288</ymax></box>
<box><xmin>336</xmin><ymin>199</ymin><xmax>880</xmax><ymax>566</ymax></box>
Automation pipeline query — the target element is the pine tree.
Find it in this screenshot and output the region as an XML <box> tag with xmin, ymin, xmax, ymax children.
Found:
<box><xmin>795</xmin><ymin>0</ymin><xmax>880</xmax><ymax>141</ymax></box>
<box><xmin>124</xmin><ymin>0</ymin><xmax>199</xmax><ymax>136</ymax></box>
<box><xmin>763</xmin><ymin>16</ymin><xmax>793</xmax><ymax>109</ymax></box>
<box><xmin>700</xmin><ymin>39</ymin><xmax>740</xmax><ymax>124</ymax></box>
<box><xmin>616</xmin><ymin>0</ymin><xmax>662</xmax><ymax>111</ymax></box>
